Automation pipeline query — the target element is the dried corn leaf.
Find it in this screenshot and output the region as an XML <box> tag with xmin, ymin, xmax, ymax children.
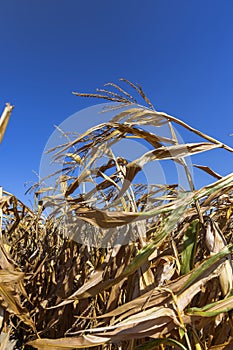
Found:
<box><xmin>193</xmin><ymin>164</ymin><xmax>222</xmax><ymax>180</ymax></box>
<box><xmin>27</xmin><ymin>334</ymin><xmax>110</xmax><ymax>349</ymax></box>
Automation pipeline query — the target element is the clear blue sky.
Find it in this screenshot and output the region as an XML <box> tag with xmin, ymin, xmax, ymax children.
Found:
<box><xmin>1</xmin><ymin>0</ymin><xmax>233</xmax><ymax>203</ymax></box>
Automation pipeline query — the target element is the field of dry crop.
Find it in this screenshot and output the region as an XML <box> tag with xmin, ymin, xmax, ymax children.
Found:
<box><xmin>1</xmin><ymin>81</ymin><xmax>233</xmax><ymax>350</ymax></box>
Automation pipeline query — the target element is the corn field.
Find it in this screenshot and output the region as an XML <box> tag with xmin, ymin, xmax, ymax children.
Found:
<box><xmin>1</xmin><ymin>80</ymin><xmax>233</xmax><ymax>350</ymax></box>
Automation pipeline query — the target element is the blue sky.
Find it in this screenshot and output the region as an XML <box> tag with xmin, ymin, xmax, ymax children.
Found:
<box><xmin>1</xmin><ymin>0</ymin><xmax>233</xmax><ymax>203</ymax></box>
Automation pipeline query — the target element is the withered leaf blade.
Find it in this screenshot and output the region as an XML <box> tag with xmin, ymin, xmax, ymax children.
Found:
<box><xmin>193</xmin><ymin>164</ymin><xmax>222</xmax><ymax>180</ymax></box>
<box><xmin>27</xmin><ymin>335</ymin><xmax>110</xmax><ymax>349</ymax></box>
